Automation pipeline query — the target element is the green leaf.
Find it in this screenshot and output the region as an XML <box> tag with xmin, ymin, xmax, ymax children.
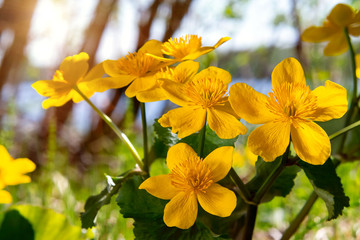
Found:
<box><xmin>246</xmin><ymin>157</ymin><xmax>300</xmax><ymax>203</ymax></box>
<box><xmin>299</xmin><ymin>158</ymin><xmax>350</xmax><ymax>220</ymax></box>
<box><xmin>0</xmin><ymin>205</ymin><xmax>89</xmax><ymax>240</ymax></box>
<box><xmin>116</xmin><ymin>175</ymin><xmax>222</xmax><ymax>239</ymax></box>
<box><xmin>81</xmin><ymin>169</ymin><xmax>142</xmax><ymax>228</ymax></box>
<box><xmin>0</xmin><ymin>209</ymin><xmax>34</xmax><ymax>240</ymax></box>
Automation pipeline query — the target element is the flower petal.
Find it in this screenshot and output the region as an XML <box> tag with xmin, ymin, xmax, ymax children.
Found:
<box><xmin>86</xmin><ymin>75</ymin><xmax>135</xmax><ymax>93</ymax></box>
<box><xmin>3</xmin><ymin>158</ymin><xmax>36</xmax><ymax>186</ymax></box>
<box><xmin>60</xmin><ymin>52</ymin><xmax>89</xmax><ymax>85</ymax></box>
<box><xmin>166</xmin><ymin>143</ymin><xmax>198</xmax><ymax>171</ymax></box>
<box><xmin>163</xmin><ymin>192</ymin><xmax>198</xmax><ymax>229</ymax></box>
<box><xmin>291</xmin><ymin>120</ymin><xmax>330</xmax><ymax>165</ymax></box>
<box><xmin>0</xmin><ymin>190</ymin><xmax>12</xmax><ymax>204</ymax></box>
<box><xmin>158</xmin><ymin>106</ymin><xmax>206</xmax><ymax>138</ymax></box>
<box><xmin>197</xmin><ymin>183</ymin><xmax>236</xmax><ymax>217</ymax></box>
<box><xmin>125</xmin><ymin>75</ymin><xmax>157</xmax><ymax>98</ymax></box>
<box><xmin>203</xmin><ymin>146</ymin><xmax>233</xmax><ymax>182</ymax></box>
<box><xmin>136</xmin><ymin>86</ymin><xmax>167</xmax><ymax>102</ymax></box>
<box><xmin>194</xmin><ymin>66</ymin><xmax>231</xmax><ymax>85</ymax></box>
<box><xmin>248</xmin><ymin>121</ymin><xmax>290</xmax><ymax>162</ymax></box>
<box><xmin>172</xmin><ymin>61</ymin><xmax>199</xmax><ymax>83</ymax></box>
<box><xmin>138</xmin><ymin>39</ymin><xmax>163</xmax><ymax>56</ymax></box>
<box><xmin>229</xmin><ymin>83</ymin><xmax>277</xmax><ymax>124</ymax></box>
<box><xmin>301</xmin><ymin>26</ymin><xmax>336</xmax><ymax>42</ymax></box>
<box><xmin>356</xmin><ymin>54</ymin><xmax>360</xmax><ymax>79</ymax></box>
<box><xmin>207</xmin><ymin>106</ymin><xmax>247</xmax><ymax>139</ymax></box>
<box><xmin>139</xmin><ymin>174</ymin><xmax>178</xmax><ymax>200</ymax></box>
<box><xmin>42</xmin><ymin>93</ymin><xmax>73</xmax><ymax>109</ymax></box>
<box><xmin>327</xmin><ymin>3</ymin><xmax>355</xmax><ymax>27</ymax></box>
<box><xmin>161</xmin><ymin>81</ymin><xmax>192</xmax><ymax>106</ymax></box>
<box><xmin>311</xmin><ymin>80</ymin><xmax>348</xmax><ymax>121</ymax></box>
<box><xmin>81</xmin><ymin>62</ymin><xmax>105</xmax><ymax>82</ymax></box>
<box><xmin>103</xmin><ymin>60</ymin><xmax>126</xmax><ymax>77</ymax></box>
<box><xmin>32</xmin><ymin>80</ymin><xmax>71</xmax><ymax>97</ymax></box>
<box><xmin>272</xmin><ymin>58</ymin><xmax>306</xmax><ymax>91</ymax></box>
<box><xmin>324</xmin><ymin>32</ymin><xmax>348</xmax><ymax>56</ymax></box>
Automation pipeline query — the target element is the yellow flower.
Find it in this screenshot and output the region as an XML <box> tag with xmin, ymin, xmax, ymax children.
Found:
<box><xmin>139</xmin><ymin>143</ymin><xmax>236</xmax><ymax>229</ymax></box>
<box><xmin>136</xmin><ymin>61</ymin><xmax>199</xmax><ymax>102</ymax></box>
<box><xmin>356</xmin><ymin>54</ymin><xmax>360</xmax><ymax>79</ymax></box>
<box><xmin>158</xmin><ymin>66</ymin><xmax>247</xmax><ymax>139</ymax></box>
<box><xmin>32</xmin><ymin>52</ymin><xmax>105</xmax><ymax>109</ymax></box>
<box><xmin>0</xmin><ymin>145</ymin><xmax>36</xmax><ymax>204</ymax></box>
<box><xmin>87</xmin><ymin>40</ymin><xmax>164</xmax><ymax>98</ymax></box>
<box><xmin>148</xmin><ymin>35</ymin><xmax>230</xmax><ymax>64</ymax></box>
<box><xmin>229</xmin><ymin>58</ymin><xmax>348</xmax><ymax>165</ymax></box>
<box><xmin>302</xmin><ymin>3</ymin><xmax>360</xmax><ymax>56</ymax></box>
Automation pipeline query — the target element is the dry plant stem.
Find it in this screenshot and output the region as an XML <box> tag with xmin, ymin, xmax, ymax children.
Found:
<box><xmin>73</xmin><ymin>86</ymin><xmax>144</xmax><ymax>170</ymax></box>
<box><xmin>281</xmin><ymin>192</ymin><xmax>318</xmax><ymax>240</ymax></box>
<box><xmin>140</xmin><ymin>102</ymin><xmax>149</xmax><ymax>174</ymax></box>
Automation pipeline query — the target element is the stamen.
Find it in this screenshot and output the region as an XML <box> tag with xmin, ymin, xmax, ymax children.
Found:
<box><xmin>117</xmin><ymin>52</ymin><xmax>156</xmax><ymax>76</ymax></box>
<box><xmin>170</xmin><ymin>156</ymin><xmax>214</xmax><ymax>193</ymax></box>
<box><xmin>162</xmin><ymin>35</ymin><xmax>202</xmax><ymax>59</ymax></box>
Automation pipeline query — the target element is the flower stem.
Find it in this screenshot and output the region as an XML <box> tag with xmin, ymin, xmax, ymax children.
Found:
<box><xmin>73</xmin><ymin>86</ymin><xmax>144</xmax><ymax>170</ymax></box>
<box><xmin>241</xmin><ymin>204</ymin><xmax>258</xmax><ymax>240</ymax></box>
<box><xmin>198</xmin><ymin>122</ymin><xmax>207</xmax><ymax>158</ymax></box>
<box><xmin>329</xmin><ymin>120</ymin><xmax>360</xmax><ymax>140</ymax></box>
<box><xmin>252</xmin><ymin>144</ymin><xmax>290</xmax><ymax>204</ymax></box>
<box><xmin>281</xmin><ymin>192</ymin><xmax>318</xmax><ymax>240</ymax></box>
<box><xmin>140</xmin><ymin>102</ymin><xmax>149</xmax><ymax>174</ymax></box>
<box><xmin>229</xmin><ymin>168</ymin><xmax>254</xmax><ymax>205</ymax></box>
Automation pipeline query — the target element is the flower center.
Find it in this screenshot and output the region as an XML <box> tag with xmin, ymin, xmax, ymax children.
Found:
<box><xmin>170</xmin><ymin>156</ymin><xmax>213</xmax><ymax>193</ymax></box>
<box><xmin>161</xmin><ymin>35</ymin><xmax>202</xmax><ymax>59</ymax></box>
<box><xmin>117</xmin><ymin>52</ymin><xmax>157</xmax><ymax>77</ymax></box>
<box><xmin>266</xmin><ymin>82</ymin><xmax>318</xmax><ymax>122</ymax></box>
<box><xmin>185</xmin><ymin>77</ymin><xmax>228</xmax><ymax>108</ymax></box>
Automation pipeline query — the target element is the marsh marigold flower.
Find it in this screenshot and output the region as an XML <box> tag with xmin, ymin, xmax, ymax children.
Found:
<box><xmin>229</xmin><ymin>58</ymin><xmax>348</xmax><ymax>165</ymax></box>
<box><xmin>0</xmin><ymin>145</ymin><xmax>36</xmax><ymax>204</ymax></box>
<box><xmin>87</xmin><ymin>40</ymin><xmax>164</xmax><ymax>99</ymax></box>
<box><xmin>302</xmin><ymin>3</ymin><xmax>360</xmax><ymax>56</ymax></box>
<box><xmin>136</xmin><ymin>61</ymin><xmax>200</xmax><ymax>102</ymax></box>
<box><xmin>158</xmin><ymin>66</ymin><xmax>247</xmax><ymax>139</ymax></box>
<box><xmin>32</xmin><ymin>52</ymin><xmax>105</xmax><ymax>109</ymax></box>
<box><xmin>356</xmin><ymin>54</ymin><xmax>360</xmax><ymax>78</ymax></box>
<box><xmin>148</xmin><ymin>35</ymin><xmax>230</xmax><ymax>64</ymax></box>
<box><xmin>139</xmin><ymin>143</ymin><xmax>237</xmax><ymax>229</ymax></box>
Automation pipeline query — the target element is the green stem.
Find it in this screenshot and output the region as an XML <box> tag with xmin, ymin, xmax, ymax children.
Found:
<box><xmin>252</xmin><ymin>144</ymin><xmax>290</xmax><ymax>204</ymax></box>
<box><xmin>329</xmin><ymin>120</ymin><xmax>360</xmax><ymax>140</ymax></box>
<box><xmin>338</xmin><ymin>28</ymin><xmax>358</xmax><ymax>152</ymax></box>
<box><xmin>73</xmin><ymin>86</ymin><xmax>144</xmax><ymax>170</ymax></box>
<box><xmin>281</xmin><ymin>192</ymin><xmax>318</xmax><ymax>240</ymax></box>
<box><xmin>140</xmin><ymin>102</ymin><xmax>149</xmax><ymax>173</ymax></box>
<box><xmin>198</xmin><ymin>121</ymin><xmax>207</xmax><ymax>158</ymax></box>
<box><xmin>229</xmin><ymin>168</ymin><xmax>254</xmax><ymax>205</ymax></box>
<box><xmin>241</xmin><ymin>205</ymin><xmax>258</xmax><ymax>240</ymax></box>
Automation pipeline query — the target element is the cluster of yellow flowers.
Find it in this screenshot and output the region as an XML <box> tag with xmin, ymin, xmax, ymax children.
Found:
<box><xmin>30</xmin><ymin>3</ymin><xmax>359</xmax><ymax>229</ymax></box>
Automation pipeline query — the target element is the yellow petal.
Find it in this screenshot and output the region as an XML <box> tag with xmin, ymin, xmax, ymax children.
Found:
<box><xmin>214</xmin><ymin>36</ymin><xmax>231</xmax><ymax>48</ymax></box>
<box><xmin>158</xmin><ymin>106</ymin><xmax>206</xmax><ymax>139</ymax></box>
<box><xmin>32</xmin><ymin>80</ymin><xmax>71</xmax><ymax>97</ymax></box>
<box><xmin>81</xmin><ymin>62</ymin><xmax>105</xmax><ymax>82</ymax></box>
<box><xmin>327</xmin><ymin>3</ymin><xmax>355</xmax><ymax>27</ymax></box>
<box><xmin>161</xmin><ymin>81</ymin><xmax>191</xmax><ymax>106</ymax></box>
<box><xmin>349</xmin><ymin>12</ymin><xmax>360</xmax><ymax>36</ymax></box>
<box><xmin>0</xmin><ymin>145</ymin><xmax>13</xmax><ymax>166</ymax></box>
<box><xmin>86</xmin><ymin>75</ymin><xmax>135</xmax><ymax>93</ymax></box>
<box><xmin>136</xmin><ymin>86</ymin><xmax>167</xmax><ymax>102</ymax></box>
<box><xmin>324</xmin><ymin>32</ymin><xmax>348</xmax><ymax>56</ymax></box>
<box><xmin>203</xmin><ymin>146</ymin><xmax>233</xmax><ymax>182</ymax></box>
<box><xmin>138</xmin><ymin>39</ymin><xmax>163</xmax><ymax>56</ymax></box>
<box><xmin>125</xmin><ymin>75</ymin><xmax>157</xmax><ymax>98</ymax></box>
<box><xmin>197</xmin><ymin>183</ymin><xmax>236</xmax><ymax>217</ymax></box>
<box><xmin>173</xmin><ymin>61</ymin><xmax>199</xmax><ymax>83</ymax></box>
<box><xmin>3</xmin><ymin>158</ymin><xmax>36</xmax><ymax>186</ymax></box>
<box><xmin>163</xmin><ymin>192</ymin><xmax>198</xmax><ymax>229</ymax></box>
<box><xmin>74</xmin><ymin>83</ymin><xmax>94</xmax><ymax>103</ymax></box>
<box><xmin>301</xmin><ymin>26</ymin><xmax>336</xmax><ymax>42</ymax></box>
<box><xmin>166</xmin><ymin>143</ymin><xmax>198</xmax><ymax>171</ymax></box>
<box><xmin>272</xmin><ymin>58</ymin><xmax>306</xmax><ymax>91</ymax></box>
<box><xmin>207</xmin><ymin>106</ymin><xmax>247</xmax><ymax>139</ymax></box>
<box><xmin>139</xmin><ymin>175</ymin><xmax>178</xmax><ymax>200</ymax></box>
<box><xmin>311</xmin><ymin>80</ymin><xmax>348</xmax><ymax>121</ymax></box>
<box><xmin>194</xmin><ymin>66</ymin><xmax>231</xmax><ymax>85</ymax></box>
<box><xmin>60</xmin><ymin>52</ymin><xmax>89</xmax><ymax>85</ymax></box>
<box><xmin>291</xmin><ymin>120</ymin><xmax>330</xmax><ymax>165</ymax></box>
<box><xmin>356</xmin><ymin>54</ymin><xmax>360</xmax><ymax>79</ymax></box>
<box><xmin>229</xmin><ymin>83</ymin><xmax>276</xmax><ymax>124</ymax></box>
<box><xmin>42</xmin><ymin>93</ymin><xmax>73</xmax><ymax>109</ymax></box>
<box><xmin>0</xmin><ymin>190</ymin><xmax>12</xmax><ymax>204</ymax></box>
<box><xmin>103</xmin><ymin>59</ymin><xmax>126</xmax><ymax>77</ymax></box>
<box><xmin>248</xmin><ymin>121</ymin><xmax>290</xmax><ymax>162</ymax></box>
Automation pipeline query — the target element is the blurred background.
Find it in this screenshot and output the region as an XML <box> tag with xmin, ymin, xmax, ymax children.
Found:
<box><xmin>0</xmin><ymin>0</ymin><xmax>360</xmax><ymax>239</ymax></box>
